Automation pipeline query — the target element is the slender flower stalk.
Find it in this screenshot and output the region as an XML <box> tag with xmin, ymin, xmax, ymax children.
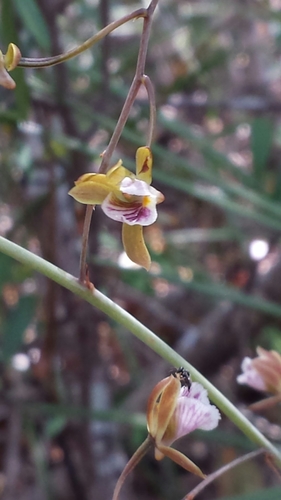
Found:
<box><xmin>112</xmin><ymin>436</ymin><xmax>153</xmax><ymax>500</ymax></box>
<box><xmin>99</xmin><ymin>0</ymin><xmax>159</xmax><ymax>173</ymax></box>
<box><xmin>17</xmin><ymin>9</ymin><xmax>147</xmax><ymax>69</ymax></box>
<box><xmin>142</xmin><ymin>74</ymin><xmax>157</xmax><ymax>147</ymax></box>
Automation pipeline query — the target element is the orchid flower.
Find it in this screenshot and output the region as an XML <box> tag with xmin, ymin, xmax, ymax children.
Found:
<box><xmin>0</xmin><ymin>43</ymin><xmax>21</xmax><ymax>89</ymax></box>
<box><xmin>112</xmin><ymin>368</ymin><xmax>221</xmax><ymax>500</ymax></box>
<box><xmin>146</xmin><ymin>371</ymin><xmax>221</xmax><ymax>477</ymax></box>
<box><xmin>237</xmin><ymin>347</ymin><xmax>281</xmax><ymax>395</ymax></box>
<box><xmin>69</xmin><ymin>147</ymin><xmax>164</xmax><ymax>270</ymax></box>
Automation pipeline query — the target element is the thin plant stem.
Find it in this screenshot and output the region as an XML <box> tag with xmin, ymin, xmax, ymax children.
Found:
<box><xmin>79</xmin><ymin>0</ymin><xmax>159</xmax><ymax>278</ymax></box>
<box><xmin>79</xmin><ymin>205</ymin><xmax>94</xmax><ymax>283</ymax></box>
<box><xmin>17</xmin><ymin>9</ymin><xmax>146</xmax><ymax>68</ymax></box>
<box><xmin>112</xmin><ymin>435</ymin><xmax>153</xmax><ymax>500</ymax></box>
<box><xmin>183</xmin><ymin>449</ymin><xmax>266</xmax><ymax>500</ymax></box>
<box><xmin>99</xmin><ymin>0</ymin><xmax>159</xmax><ymax>173</ymax></box>
<box><xmin>98</xmin><ymin>78</ymin><xmax>142</xmax><ymax>173</ymax></box>
<box><xmin>0</xmin><ymin>235</ymin><xmax>281</xmax><ymax>466</ymax></box>
<box><xmin>142</xmin><ymin>74</ymin><xmax>156</xmax><ymax>147</ymax></box>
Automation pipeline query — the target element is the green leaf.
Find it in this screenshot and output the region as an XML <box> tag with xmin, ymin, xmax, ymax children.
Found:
<box><xmin>2</xmin><ymin>295</ymin><xmax>37</xmax><ymax>361</ymax></box>
<box><xmin>45</xmin><ymin>416</ymin><xmax>67</xmax><ymax>439</ymax></box>
<box><xmin>2</xmin><ymin>0</ymin><xmax>18</xmax><ymax>45</ymax></box>
<box><xmin>11</xmin><ymin>67</ymin><xmax>31</xmax><ymax>120</ymax></box>
<box><xmin>0</xmin><ymin>254</ymin><xmax>15</xmax><ymax>291</ymax></box>
<box><xmin>0</xmin><ymin>254</ymin><xmax>33</xmax><ymax>292</ymax></box>
<box><xmin>160</xmin><ymin>267</ymin><xmax>281</xmax><ymax>319</ymax></box>
<box><xmin>24</xmin><ymin>402</ymin><xmax>146</xmax><ymax>428</ymax></box>
<box><xmin>251</xmin><ymin>117</ymin><xmax>273</xmax><ymax>183</ymax></box>
<box><xmin>13</xmin><ymin>0</ymin><xmax>51</xmax><ymax>52</ymax></box>
<box><xmin>153</xmin><ymin>168</ymin><xmax>281</xmax><ymax>232</ymax></box>
<box><xmin>220</xmin><ymin>486</ymin><xmax>281</xmax><ymax>500</ymax></box>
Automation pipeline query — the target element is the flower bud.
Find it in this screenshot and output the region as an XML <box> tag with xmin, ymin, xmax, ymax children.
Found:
<box><xmin>237</xmin><ymin>347</ymin><xmax>281</xmax><ymax>394</ymax></box>
<box><xmin>0</xmin><ymin>43</ymin><xmax>21</xmax><ymax>89</ymax></box>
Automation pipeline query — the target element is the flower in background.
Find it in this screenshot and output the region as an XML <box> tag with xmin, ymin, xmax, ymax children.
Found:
<box><xmin>0</xmin><ymin>43</ymin><xmax>21</xmax><ymax>89</ymax></box>
<box><xmin>69</xmin><ymin>147</ymin><xmax>164</xmax><ymax>270</ymax></box>
<box><xmin>237</xmin><ymin>347</ymin><xmax>281</xmax><ymax>394</ymax></box>
<box><xmin>146</xmin><ymin>370</ymin><xmax>221</xmax><ymax>478</ymax></box>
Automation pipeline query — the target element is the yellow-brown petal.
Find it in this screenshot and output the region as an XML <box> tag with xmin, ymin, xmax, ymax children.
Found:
<box><xmin>122</xmin><ymin>223</ymin><xmax>151</xmax><ymax>270</ymax></box>
<box><xmin>252</xmin><ymin>361</ymin><xmax>281</xmax><ymax>394</ymax></box>
<box><xmin>256</xmin><ymin>347</ymin><xmax>281</xmax><ymax>374</ymax></box>
<box><xmin>136</xmin><ymin>147</ymin><xmax>152</xmax><ymax>185</ymax></box>
<box><xmin>156</xmin><ymin>444</ymin><xmax>206</xmax><ymax>479</ymax></box>
<box><xmin>154</xmin><ymin>375</ymin><xmax>181</xmax><ymax>444</ymax></box>
<box><xmin>69</xmin><ymin>175</ymin><xmax>115</xmax><ymax>205</ymax></box>
<box><xmin>147</xmin><ymin>376</ymin><xmax>171</xmax><ymax>437</ymax></box>
<box><xmin>74</xmin><ymin>173</ymin><xmax>107</xmax><ymax>185</ymax></box>
<box><xmin>253</xmin><ymin>347</ymin><xmax>281</xmax><ymax>393</ymax></box>
<box><xmin>106</xmin><ymin>161</ymin><xmax>134</xmax><ymax>185</ymax></box>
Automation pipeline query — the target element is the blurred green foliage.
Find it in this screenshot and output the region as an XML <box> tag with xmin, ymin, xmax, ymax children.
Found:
<box><xmin>1</xmin><ymin>0</ymin><xmax>281</xmax><ymax>499</ymax></box>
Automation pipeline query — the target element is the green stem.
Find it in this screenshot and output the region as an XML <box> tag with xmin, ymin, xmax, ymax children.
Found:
<box><xmin>17</xmin><ymin>9</ymin><xmax>146</xmax><ymax>68</ymax></box>
<box><xmin>0</xmin><ymin>235</ymin><xmax>280</xmax><ymax>464</ymax></box>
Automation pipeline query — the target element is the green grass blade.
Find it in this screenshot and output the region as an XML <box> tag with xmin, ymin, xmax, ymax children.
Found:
<box><xmin>251</xmin><ymin>117</ymin><xmax>273</xmax><ymax>184</ymax></box>
<box><xmin>13</xmin><ymin>0</ymin><xmax>51</xmax><ymax>51</ymax></box>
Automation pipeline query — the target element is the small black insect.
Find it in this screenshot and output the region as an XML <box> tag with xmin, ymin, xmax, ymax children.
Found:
<box><xmin>171</xmin><ymin>367</ymin><xmax>192</xmax><ymax>390</ymax></box>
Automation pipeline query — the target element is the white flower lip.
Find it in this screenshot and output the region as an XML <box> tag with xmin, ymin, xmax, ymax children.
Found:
<box><xmin>163</xmin><ymin>382</ymin><xmax>221</xmax><ymax>445</ymax></box>
<box><xmin>120</xmin><ymin>177</ymin><xmax>153</xmax><ymax>196</ymax></box>
<box><xmin>120</xmin><ymin>177</ymin><xmax>163</xmax><ymax>201</ymax></box>
<box><xmin>101</xmin><ymin>178</ymin><xmax>159</xmax><ymax>226</ymax></box>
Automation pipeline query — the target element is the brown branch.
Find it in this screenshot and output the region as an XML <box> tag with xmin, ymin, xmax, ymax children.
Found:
<box><xmin>79</xmin><ymin>0</ymin><xmax>159</xmax><ymax>282</ymax></box>
<box><xmin>99</xmin><ymin>0</ymin><xmax>159</xmax><ymax>173</ymax></box>
<box><xmin>18</xmin><ymin>9</ymin><xmax>146</xmax><ymax>68</ymax></box>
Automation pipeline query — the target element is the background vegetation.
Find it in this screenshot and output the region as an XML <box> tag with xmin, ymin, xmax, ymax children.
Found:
<box><xmin>1</xmin><ymin>0</ymin><xmax>281</xmax><ymax>499</ymax></box>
